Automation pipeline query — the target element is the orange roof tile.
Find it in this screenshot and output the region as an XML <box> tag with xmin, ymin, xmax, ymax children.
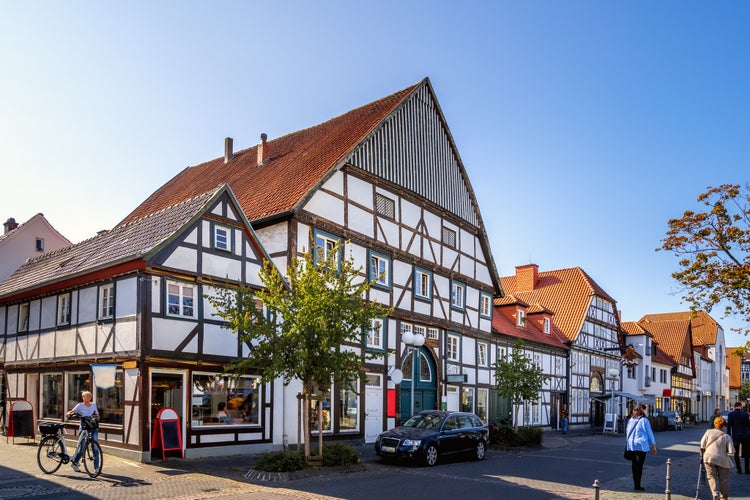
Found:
<box><xmin>499</xmin><ymin>266</ymin><xmax>617</xmax><ymax>342</ymax></box>
<box><xmin>119</xmin><ymin>83</ymin><xmax>420</xmax><ymax>226</ymax></box>
<box><xmin>727</xmin><ymin>351</ymin><xmax>742</xmax><ymax>389</ymax></box>
<box><xmin>638</xmin><ymin>318</ymin><xmax>693</xmax><ymax>369</ymax></box>
<box><xmin>641</xmin><ymin>311</ymin><xmax>720</xmax><ymax>346</ymax></box>
<box><xmin>492</xmin><ymin>304</ymin><xmax>568</xmax><ymax>350</ymax></box>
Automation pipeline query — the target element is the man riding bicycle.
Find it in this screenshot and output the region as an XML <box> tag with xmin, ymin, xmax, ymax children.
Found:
<box><xmin>66</xmin><ymin>390</ymin><xmax>99</xmax><ymax>472</ymax></box>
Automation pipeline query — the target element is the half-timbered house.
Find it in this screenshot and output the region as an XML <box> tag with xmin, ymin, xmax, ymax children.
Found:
<box><xmin>499</xmin><ymin>264</ymin><xmax>622</xmax><ymax>428</ymax></box>
<box><xmin>492</xmin><ymin>294</ymin><xmax>568</xmax><ymax>429</ymax></box>
<box><xmin>118</xmin><ymin>78</ymin><xmax>502</xmax><ymax>446</ymax></box>
<box><xmin>0</xmin><ymin>185</ymin><xmax>280</xmax><ymax>460</ymax></box>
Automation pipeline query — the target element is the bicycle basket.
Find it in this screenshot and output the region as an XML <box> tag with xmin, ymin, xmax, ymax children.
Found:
<box><xmin>39</xmin><ymin>422</ymin><xmax>59</xmax><ymax>435</ymax></box>
<box><xmin>81</xmin><ymin>417</ymin><xmax>99</xmax><ymax>431</ymax></box>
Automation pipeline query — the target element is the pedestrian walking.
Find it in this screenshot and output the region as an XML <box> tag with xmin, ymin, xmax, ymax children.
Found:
<box><xmin>560</xmin><ymin>404</ymin><xmax>569</xmax><ymax>434</ymax></box>
<box><xmin>712</xmin><ymin>408</ymin><xmax>723</xmax><ymax>428</ymax></box>
<box><xmin>625</xmin><ymin>405</ymin><xmax>657</xmax><ymax>491</ymax></box>
<box><xmin>701</xmin><ymin>416</ymin><xmax>735</xmax><ymax>500</ymax></box>
<box><xmin>727</xmin><ymin>401</ymin><xmax>750</xmax><ymax>474</ymax></box>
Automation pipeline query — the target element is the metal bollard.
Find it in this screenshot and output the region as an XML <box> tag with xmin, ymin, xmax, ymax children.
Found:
<box><xmin>665</xmin><ymin>458</ymin><xmax>671</xmax><ymax>500</ymax></box>
<box><xmin>592</xmin><ymin>479</ymin><xmax>600</xmax><ymax>500</ymax></box>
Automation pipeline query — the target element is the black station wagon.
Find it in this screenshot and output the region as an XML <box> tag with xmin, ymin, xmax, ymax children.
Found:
<box><xmin>374</xmin><ymin>410</ymin><xmax>489</xmax><ymax>466</ymax></box>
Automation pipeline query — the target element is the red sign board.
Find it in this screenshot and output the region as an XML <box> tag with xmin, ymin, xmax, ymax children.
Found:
<box><xmin>663</xmin><ymin>389</ymin><xmax>672</xmax><ymax>397</ymax></box>
<box><xmin>387</xmin><ymin>389</ymin><xmax>396</xmax><ymax>418</ymax></box>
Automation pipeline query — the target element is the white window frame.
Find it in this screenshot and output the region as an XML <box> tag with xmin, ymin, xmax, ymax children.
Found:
<box><xmin>368</xmin><ymin>250</ymin><xmax>391</xmax><ymax>289</ymax></box>
<box><xmin>477</xmin><ymin>341</ymin><xmax>489</xmax><ymax>368</ymax></box>
<box><xmin>57</xmin><ymin>294</ymin><xmax>71</xmax><ymax>326</ymax></box>
<box><xmin>517</xmin><ymin>309</ymin><xmax>526</xmax><ymax>327</ymax></box>
<box><xmin>426</xmin><ymin>327</ymin><xmax>439</xmax><ymax>340</ymax></box>
<box><xmin>314</xmin><ymin>229</ymin><xmax>342</xmax><ymax>269</ymax></box>
<box><xmin>18</xmin><ymin>303</ymin><xmax>30</xmax><ymax>332</ymax></box>
<box><xmin>479</xmin><ymin>292</ymin><xmax>492</xmax><ymax>319</ymax></box>
<box><xmin>166</xmin><ymin>280</ymin><xmax>197</xmax><ymax>319</ymax></box>
<box><xmin>543</xmin><ymin>317</ymin><xmax>551</xmax><ymax>334</ymax></box>
<box><xmin>447</xmin><ymin>333</ymin><xmax>460</xmax><ymax>362</ymax></box>
<box><xmin>450</xmin><ymin>280</ymin><xmax>465</xmax><ymax>310</ymax></box>
<box><xmin>213</xmin><ymin>223</ymin><xmax>232</xmax><ymax>252</ymax></box>
<box><xmin>414</xmin><ymin>267</ymin><xmax>432</xmax><ymax>301</ymax></box>
<box><xmin>366</xmin><ymin>318</ymin><xmax>385</xmax><ymax>350</ymax></box>
<box><xmin>99</xmin><ymin>284</ymin><xmax>115</xmax><ymax>319</ymax></box>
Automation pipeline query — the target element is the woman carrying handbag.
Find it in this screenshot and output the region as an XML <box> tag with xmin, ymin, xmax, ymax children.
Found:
<box><xmin>625</xmin><ymin>406</ymin><xmax>657</xmax><ymax>491</ymax></box>
<box><xmin>701</xmin><ymin>416</ymin><xmax>735</xmax><ymax>500</ymax></box>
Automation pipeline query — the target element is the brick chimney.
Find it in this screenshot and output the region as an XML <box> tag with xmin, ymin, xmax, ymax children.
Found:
<box><xmin>257</xmin><ymin>133</ymin><xmax>269</xmax><ymax>165</ymax></box>
<box><xmin>4</xmin><ymin>217</ymin><xmax>18</xmax><ymax>234</ymax></box>
<box><xmin>224</xmin><ymin>137</ymin><xmax>233</xmax><ymax>164</ymax></box>
<box><xmin>515</xmin><ymin>264</ymin><xmax>538</xmax><ymax>292</ymax></box>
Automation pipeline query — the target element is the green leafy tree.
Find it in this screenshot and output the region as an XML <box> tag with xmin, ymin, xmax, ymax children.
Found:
<box><xmin>659</xmin><ymin>183</ymin><xmax>750</xmax><ymax>335</ymax></box>
<box><xmin>208</xmin><ymin>239</ymin><xmax>392</xmax><ymax>460</ymax></box>
<box><xmin>739</xmin><ymin>380</ymin><xmax>750</xmax><ymax>403</ymax></box>
<box><xmin>493</xmin><ymin>339</ymin><xmax>550</xmax><ymax>429</ymax></box>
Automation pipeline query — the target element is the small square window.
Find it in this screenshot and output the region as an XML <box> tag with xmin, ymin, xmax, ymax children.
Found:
<box><xmin>450</xmin><ymin>281</ymin><xmax>465</xmax><ymax>310</ymax></box>
<box><xmin>375</xmin><ymin>193</ymin><xmax>395</xmax><ymax>220</ymax></box>
<box><xmin>36</xmin><ymin>238</ymin><xmax>44</xmax><ymax>252</ymax></box>
<box><xmin>442</xmin><ymin>227</ymin><xmax>457</xmax><ymax>248</ymax></box>
<box><xmin>414</xmin><ymin>267</ymin><xmax>432</xmax><ymax>301</ymax></box>
<box><xmin>213</xmin><ymin>224</ymin><xmax>232</xmax><ymax>252</ymax></box>
<box><xmin>426</xmin><ymin>327</ymin><xmax>439</xmax><ymax>340</ymax></box>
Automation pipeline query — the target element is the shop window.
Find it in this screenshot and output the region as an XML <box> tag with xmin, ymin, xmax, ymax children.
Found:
<box><xmin>339</xmin><ymin>383</ymin><xmax>359</xmax><ymax>431</ymax></box>
<box><xmin>461</xmin><ymin>387</ymin><xmax>474</xmax><ymax>413</ymax></box>
<box><xmin>41</xmin><ymin>373</ymin><xmax>64</xmax><ymax>419</ymax></box>
<box><xmin>309</xmin><ymin>387</ymin><xmax>333</xmax><ymax>433</ymax></box>
<box><xmin>191</xmin><ymin>373</ymin><xmax>261</xmax><ymax>426</ymax></box>
<box><xmin>96</xmin><ymin>369</ymin><xmax>124</xmax><ymax>425</ymax></box>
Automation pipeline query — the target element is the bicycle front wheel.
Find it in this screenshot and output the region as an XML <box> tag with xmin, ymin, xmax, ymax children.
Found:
<box><xmin>37</xmin><ymin>436</ymin><xmax>63</xmax><ymax>474</ymax></box>
<box><xmin>82</xmin><ymin>440</ymin><xmax>102</xmax><ymax>478</ymax></box>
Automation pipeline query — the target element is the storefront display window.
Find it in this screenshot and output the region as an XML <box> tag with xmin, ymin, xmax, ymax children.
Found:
<box><xmin>191</xmin><ymin>373</ymin><xmax>260</xmax><ymax>426</ymax></box>
<box><xmin>309</xmin><ymin>388</ymin><xmax>332</xmax><ymax>433</ymax></box>
<box><xmin>339</xmin><ymin>383</ymin><xmax>359</xmax><ymax>431</ymax></box>
<box><xmin>41</xmin><ymin>373</ymin><xmax>64</xmax><ymax>419</ymax></box>
<box><xmin>96</xmin><ymin>369</ymin><xmax>124</xmax><ymax>425</ymax></box>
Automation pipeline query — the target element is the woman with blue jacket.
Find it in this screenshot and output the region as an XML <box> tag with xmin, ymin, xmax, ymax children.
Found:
<box><xmin>625</xmin><ymin>405</ymin><xmax>658</xmax><ymax>491</ymax></box>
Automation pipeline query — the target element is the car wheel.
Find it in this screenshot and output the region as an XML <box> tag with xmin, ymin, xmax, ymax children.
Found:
<box><xmin>474</xmin><ymin>440</ymin><xmax>486</xmax><ymax>461</ymax></box>
<box><xmin>424</xmin><ymin>444</ymin><xmax>439</xmax><ymax>466</ymax></box>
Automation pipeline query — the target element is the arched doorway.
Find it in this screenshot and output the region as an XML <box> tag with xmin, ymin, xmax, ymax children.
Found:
<box><xmin>399</xmin><ymin>347</ymin><xmax>437</xmax><ymax>423</ymax></box>
<box><xmin>590</xmin><ymin>371</ymin><xmax>605</xmax><ymax>427</ymax></box>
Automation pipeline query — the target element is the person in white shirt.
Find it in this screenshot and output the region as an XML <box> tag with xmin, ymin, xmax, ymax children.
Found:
<box><xmin>66</xmin><ymin>390</ymin><xmax>99</xmax><ymax>472</ymax></box>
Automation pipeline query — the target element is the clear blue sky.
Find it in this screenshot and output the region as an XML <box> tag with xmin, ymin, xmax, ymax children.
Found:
<box><xmin>1</xmin><ymin>2</ymin><xmax>747</xmax><ymax>344</ymax></box>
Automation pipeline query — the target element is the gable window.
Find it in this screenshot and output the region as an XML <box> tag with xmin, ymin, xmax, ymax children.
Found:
<box><xmin>366</xmin><ymin>318</ymin><xmax>385</xmax><ymax>350</ymax></box>
<box><xmin>375</xmin><ymin>193</ymin><xmax>395</xmax><ymax>220</ymax></box>
<box><xmin>477</xmin><ymin>341</ymin><xmax>489</xmax><ymax>368</ymax></box>
<box><xmin>450</xmin><ymin>280</ymin><xmax>465</xmax><ymax>310</ymax></box>
<box><xmin>413</xmin><ymin>267</ymin><xmax>432</xmax><ymax>301</ymax></box>
<box><xmin>442</xmin><ymin>226</ymin><xmax>457</xmax><ymax>249</ymax></box>
<box><xmin>543</xmin><ymin>317</ymin><xmax>551</xmax><ymax>334</ymax></box>
<box><xmin>99</xmin><ymin>284</ymin><xmax>115</xmax><ymax>319</ymax></box>
<box><xmin>314</xmin><ymin>229</ymin><xmax>342</xmax><ymax>269</ymax></box>
<box><xmin>368</xmin><ymin>251</ymin><xmax>391</xmax><ymax>289</ymax></box>
<box><xmin>517</xmin><ymin>309</ymin><xmax>526</xmax><ymax>327</ymax></box>
<box><xmin>36</xmin><ymin>237</ymin><xmax>44</xmax><ymax>251</ymax></box>
<box><xmin>57</xmin><ymin>294</ymin><xmax>71</xmax><ymax>325</ymax></box>
<box><xmin>479</xmin><ymin>292</ymin><xmax>492</xmax><ymax>319</ymax></box>
<box><xmin>167</xmin><ymin>281</ymin><xmax>197</xmax><ymax>319</ymax></box>
<box><xmin>19</xmin><ymin>303</ymin><xmax>30</xmax><ymax>332</ymax></box>
<box><xmin>446</xmin><ymin>333</ymin><xmax>460</xmax><ymax>362</ymax></box>
<box><xmin>213</xmin><ymin>223</ymin><xmax>232</xmax><ymax>252</ymax></box>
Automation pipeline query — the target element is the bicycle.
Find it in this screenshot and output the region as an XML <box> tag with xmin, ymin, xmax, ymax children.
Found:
<box><xmin>37</xmin><ymin>415</ymin><xmax>103</xmax><ymax>478</ymax></box>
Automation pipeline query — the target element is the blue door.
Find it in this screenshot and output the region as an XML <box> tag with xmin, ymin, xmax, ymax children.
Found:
<box><xmin>399</xmin><ymin>347</ymin><xmax>437</xmax><ymax>423</ymax></box>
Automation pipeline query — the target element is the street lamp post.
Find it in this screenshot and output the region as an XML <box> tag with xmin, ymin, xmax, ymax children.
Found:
<box><xmin>402</xmin><ymin>330</ymin><xmax>425</xmax><ymax>417</ymax></box>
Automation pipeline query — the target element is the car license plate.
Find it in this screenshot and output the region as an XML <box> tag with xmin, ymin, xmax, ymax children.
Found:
<box><xmin>381</xmin><ymin>445</ymin><xmax>396</xmax><ymax>453</ymax></box>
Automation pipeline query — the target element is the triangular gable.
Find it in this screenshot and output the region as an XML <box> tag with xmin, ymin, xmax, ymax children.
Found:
<box><xmin>347</xmin><ymin>81</ymin><xmax>477</xmax><ymax>227</ymax></box>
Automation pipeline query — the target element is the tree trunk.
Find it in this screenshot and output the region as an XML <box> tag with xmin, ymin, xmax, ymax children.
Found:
<box><xmin>303</xmin><ymin>387</ymin><xmax>310</xmax><ymax>460</ymax></box>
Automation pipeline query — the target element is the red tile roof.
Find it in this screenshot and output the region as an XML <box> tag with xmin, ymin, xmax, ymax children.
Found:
<box><xmin>492</xmin><ymin>304</ymin><xmax>568</xmax><ymax>350</ymax></box>
<box><xmin>118</xmin><ymin>82</ymin><xmax>420</xmax><ymax>226</ymax></box>
<box><xmin>637</xmin><ymin>318</ymin><xmax>692</xmax><ymax>368</ymax></box>
<box><xmin>640</xmin><ymin>311</ymin><xmax>720</xmax><ymax>346</ymax></box>
<box><xmin>499</xmin><ymin>266</ymin><xmax>617</xmax><ymax>342</ymax></box>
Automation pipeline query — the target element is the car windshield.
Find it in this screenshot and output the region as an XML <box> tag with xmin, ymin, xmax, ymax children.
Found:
<box><xmin>403</xmin><ymin>413</ymin><xmax>444</xmax><ymax>430</ymax></box>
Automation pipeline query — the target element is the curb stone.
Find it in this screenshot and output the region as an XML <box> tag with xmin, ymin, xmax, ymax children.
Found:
<box><xmin>245</xmin><ymin>463</ymin><xmax>367</xmax><ymax>482</ymax></box>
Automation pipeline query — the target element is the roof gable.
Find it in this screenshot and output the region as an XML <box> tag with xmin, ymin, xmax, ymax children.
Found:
<box><xmin>638</xmin><ymin>318</ymin><xmax>693</xmax><ymax>367</ymax></box>
<box><xmin>641</xmin><ymin>310</ymin><xmax>720</xmax><ymax>346</ymax></box>
<box><xmin>0</xmin><ymin>185</ymin><xmax>263</xmax><ymax>300</ymax></box>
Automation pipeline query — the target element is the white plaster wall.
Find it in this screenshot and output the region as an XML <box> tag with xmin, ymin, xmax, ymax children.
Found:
<box><xmin>117</xmin><ymin>277</ymin><xmax>138</xmax><ymax>317</ymax></box>
<box><xmin>400</xmin><ymin>199</ymin><xmax>420</xmax><ymax>232</ymax></box>
<box><xmin>348</xmin><ymin>204</ymin><xmax>373</xmax><ymax>238</ymax></box>
<box><xmin>183</xmin><ymin>227</ymin><xmax>198</xmax><ymax>245</ymax></box>
<box><xmin>163</xmin><ymin>246</ymin><xmax>198</xmax><ymax>273</ymax></box>
<box><xmin>347</xmin><ymin>175</ymin><xmax>372</xmax><ymax>208</ymax></box>
<box><xmin>254</xmin><ymin>223</ymin><xmax>288</xmax><ymax>255</ymax></box>
<box><xmin>78</xmin><ymin>286</ymin><xmax>97</xmax><ymax>323</ymax></box>
<box><xmin>114</xmin><ymin>321</ymin><xmax>137</xmax><ymax>351</ymax></box>
<box><xmin>6</xmin><ymin>305</ymin><xmax>18</xmax><ymax>334</ymax></box>
<box><xmin>38</xmin><ymin>332</ymin><xmax>54</xmax><ymax>359</ymax></box>
<box><xmin>460</xmin><ymin>228</ymin><xmax>475</xmax><ymax>258</ymax></box>
<box><xmin>152</xmin><ymin>318</ymin><xmax>197</xmax><ymax>351</ymax></box>
<box><xmin>40</xmin><ymin>296</ymin><xmax>56</xmax><ymax>329</ymax></box>
<box><xmin>324</xmin><ymin>170</ymin><xmax>345</xmax><ymax>195</ymax></box>
<box><xmin>377</xmin><ymin>217</ymin><xmax>399</xmax><ymax>247</ymax></box>
<box><xmin>150</xmin><ymin>277</ymin><xmax>161</xmax><ymax>313</ymax></box>
<box><xmin>304</xmin><ymin>191</ymin><xmax>345</xmax><ymax>226</ymax></box>
<box><xmin>203</xmin><ymin>252</ymin><xmax>241</xmax><ymax>280</ymax></box>
<box><xmin>57</xmin><ymin>330</ymin><xmax>76</xmax><ymax>357</ymax></box>
<box><xmin>422</xmin><ymin>211</ymin><xmax>441</xmax><ymax>241</ymax></box>
<box><xmin>203</xmin><ymin>323</ymin><xmax>236</xmax><ymax>356</ymax></box>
